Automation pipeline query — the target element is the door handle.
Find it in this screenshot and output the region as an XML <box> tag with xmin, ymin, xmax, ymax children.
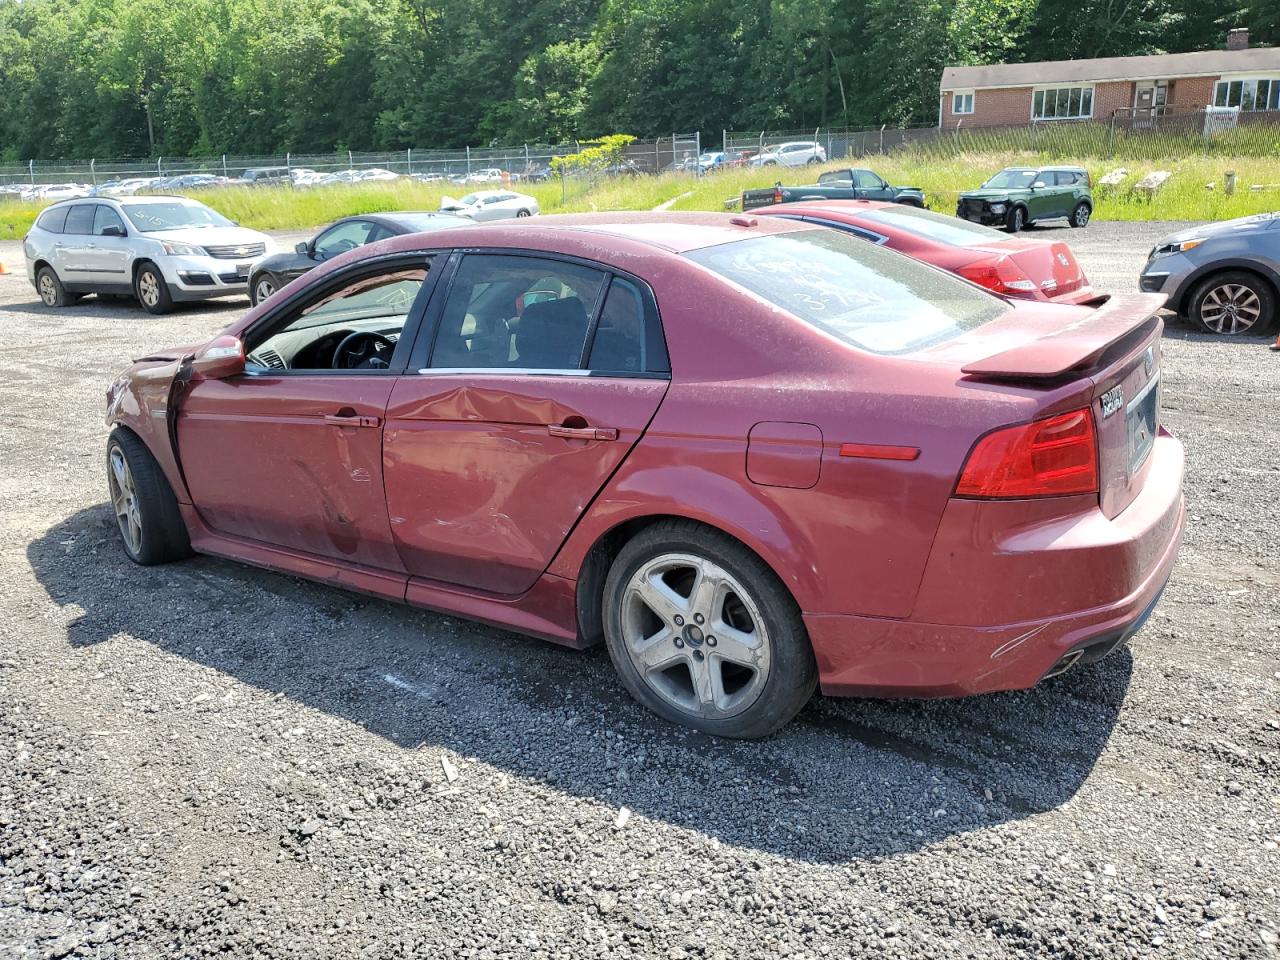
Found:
<box><xmin>324</xmin><ymin>413</ymin><xmax>380</xmax><ymax>428</ymax></box>
<box><xmin>548</xmin><ymin>423</ymin><xmax>618</xmax><ymax>441</ymax></box>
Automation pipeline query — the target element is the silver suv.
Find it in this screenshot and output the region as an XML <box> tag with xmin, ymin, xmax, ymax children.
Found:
<box><xmin>23</xmin><ymin>195</ymin><xmax>274</xmax><ymax>314</ymax></box>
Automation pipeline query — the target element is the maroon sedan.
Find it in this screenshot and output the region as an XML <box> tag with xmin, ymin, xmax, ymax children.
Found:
<box><xmin>758</xmin><ymin>199</ymin><xmax>1096</xmax><ymax>304</ymax></box>
<box><xmin>104</xmin><ymin>213</ymin><xmax>1184</xmax><ymax>737</ymax></box>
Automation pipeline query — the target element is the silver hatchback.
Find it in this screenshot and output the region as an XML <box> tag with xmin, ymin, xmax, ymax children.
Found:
<box><xmin>23</xmin><ymin>195</ymin><xmax>274</xmax><ymax>314</ymax></box>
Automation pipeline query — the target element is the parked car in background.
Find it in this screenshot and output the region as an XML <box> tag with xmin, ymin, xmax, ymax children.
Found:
<box><xmin>23</xmin><ymin>195</ymin><xmax>273</xmax><ymax>313</ymax></box>
<box><xmin>30</xmin><ymin>183</ymin><xmax>93</xmax><ymax>202</ymax></box>
<box><xmin>749</xmin><ymin>141</ymin><xmax>827</xmax><ymax>167</ymax></box>
<box><xmin>1140</xmin><ymin>213</ymin><xmax>1279</xmax><ymax>336</ymax></box>
<box><xmin>102</xmin><ymin>212</ymin><xmax>1183</xmax><ymax>738</ymax></box>
<box><xmin>409</xmin><ymin>172</ymin><xmax>447</xmax><ymax>184</ymax></box>
<box><xmin>467</xmin><ymin>168</ymin><xmax>507</xmax><ymax>184</ymax></box>
<box><xmin>93</xmin><ymin>178</ymin><xmax>160</xmax><ymax>197</ymax></box>
<box><xmin>439</xmin><ymin>189</ymin><xmax>539</xmax><ymax>220</ymax></box>
<box><xmin>742</xmin><ymin>168</ymin><xmax>924</xmax><ymax>211</ymax></box>
<box><xmin>247</xmin><ymin>211</ymin><xmax>468</xmax><ymax>306</ymax></box>
<box><xmin>759</xmin><ymin>200</ymin><xmax>1095</xmax><ymax>304</ymax></box>
<box><xmin>957</xmin><ymin>166</ymin><xmax>1093</xmax><ymax>232</ymax></box>
<box><xmin>241</xmin><ymin>167</ymin><xmax>293</xmax><ymax>187</ymax></box>
<box><xmin>523</xmin><ymin>165</ymin><xmax>554</xmax><ymax>182</ymax></box>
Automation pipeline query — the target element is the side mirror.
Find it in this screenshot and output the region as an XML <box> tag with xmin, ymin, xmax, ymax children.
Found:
<box><xmin>1031</xmin><ymin>181</ymin><xmax>1046</xmax><ymax>189</ymax></box>
<box><xmin>190</xmin><ymin>335</ymin><xmax>245</xmax><ymax>380</ymax></box>
<box><xmin>295</xmin><ymin>241</ymin><xmax>311</xmax><ymax>257</ymax></box>
<box><xmin>101</xmin><ymin>224</ymin><xmax>126</xmax><ymax>238</ymax></box>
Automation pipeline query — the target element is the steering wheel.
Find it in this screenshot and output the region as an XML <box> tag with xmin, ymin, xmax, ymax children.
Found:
<box><xmin>332</xmin><ymin>331</ymin><xmax>395</xmax><ymax>369</ymax></box>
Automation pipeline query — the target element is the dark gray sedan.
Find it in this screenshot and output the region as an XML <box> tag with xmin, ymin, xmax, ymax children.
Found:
<box><xmin>248</xmin><ymin>211</ymin><xmax>467</xmax><ymax>305</ymax></box>
<box><xmin>1140</xmin><ymin>213</ymin><xmax>1279</xmax><ymax>335</ymax></box>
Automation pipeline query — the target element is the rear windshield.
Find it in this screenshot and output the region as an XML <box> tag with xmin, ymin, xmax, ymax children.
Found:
<box><xmin>858</xmin><ymin>205</ymin><xmax>1009</xmax><ymax>247</ymax></box>
<box><xmin>685</xmin><ymin>229</ymin><xmax>1007</xmax><ymax>355</ymax></box>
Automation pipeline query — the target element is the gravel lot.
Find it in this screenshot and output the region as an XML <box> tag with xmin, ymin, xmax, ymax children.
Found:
<box><xmin>1</xmin><ymin>220</ymin><xmax>1277</xmax><ymax>959</ymax></box>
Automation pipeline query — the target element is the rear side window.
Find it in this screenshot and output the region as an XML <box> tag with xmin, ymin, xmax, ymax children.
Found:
<box><xmin>685</xmin><ymin>230</ymin><xmax>1008</xmax><ymax>356</ymax></box>
<box><xmin>1054</xmin><ymin>171</ymin><xmax>1081</xmax><ymax>186</ymax></box>
<box><xmin>62</xmin><ymin>204</ymin><xmax>96</xmax><ymax>235</ymax></box>
<box><xmin>858</xmin><ymin>205</ymin><xmax>1009</xmax><ymax>247</ymax></box>
<box><xmin>36</xmin><ymin>207</ymin><xmax>69</xmax><ymax>233</ymax></box>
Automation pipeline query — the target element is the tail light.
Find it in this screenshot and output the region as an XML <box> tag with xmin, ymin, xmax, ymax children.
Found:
<box><xmin>956</xmin><ymin>409</ymin><xmax>1099</xmax><ymax>499</ymax></box>
<box><xmin>773</xmin><ymin>187</ymin><xmax>783</xmax><ymax>204</ymax></box>
<box><xmin>957</xmin><ymin>257</ymin><xmax>1037</xmax><ymax>296</ymax></box>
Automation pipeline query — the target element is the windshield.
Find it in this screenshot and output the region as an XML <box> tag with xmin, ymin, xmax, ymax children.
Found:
<box><xmin>858</xmin><ymin>206</ymin><xmax>1009</xmax><ymax>246</ymax></box>
<box><xmin>123</xmin><ymin>201</ymin><xmax>234</xmax><ymax>232</ymax></box>
<box><xmin>982</xmin><ymin>169</ymin><xmax>1038</xmax><ymax>190</ymax></box>
<box><xmin>685</xmin><ymin>230</ymin><xmax>1007</xmax><ymax>355</ymax></box>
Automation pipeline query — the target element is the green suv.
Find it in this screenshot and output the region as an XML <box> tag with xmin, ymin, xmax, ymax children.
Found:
<box><xmin>956</xmin><ymin>166</ymin><xmax>1093</xmax><ymax>232</ymax></box>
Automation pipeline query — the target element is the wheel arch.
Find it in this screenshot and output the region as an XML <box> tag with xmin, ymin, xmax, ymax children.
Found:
<box><xmin>1177</xmin><ymin>260</ymin><xmax>1280</xmax><ymax>317</ymax></box>
<box><xmin>571</xmin><ymin>512</ymin><xmax>800</xmax><ymax>648</ymax></box>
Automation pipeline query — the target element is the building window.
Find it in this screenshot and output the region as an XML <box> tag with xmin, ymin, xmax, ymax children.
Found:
<box><xmin>1032</xmin><ymin>86</ymin><xmax>1094</xmax><ymax>120</ymax></box>
<box><xmin>953</xmin><ymin>91</ymin><xmax>975</xmax><ymax>115</ymax></box>
<box><xmin>1213</xmin><ymin>77</ymin><xmax>1280</xmax><ymax>111</ymax></box>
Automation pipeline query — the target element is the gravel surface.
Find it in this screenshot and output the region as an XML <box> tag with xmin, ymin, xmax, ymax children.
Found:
<box><xmin>1</xmin><ymin>220</ymin><xmax>1277</xmax><ymax>959</ymax></box>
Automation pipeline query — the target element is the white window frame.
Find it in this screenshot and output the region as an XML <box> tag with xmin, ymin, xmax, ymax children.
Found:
<box><xmin>952</xmin><ymin>91</ymin><xmax>975</xmax><ymax>115</ymax></box>
<box><xmin>1213</xmin><ymin>73</ymin><xmax>1280</xmax><ymax>111</ymax></box>
<box><xmin>1031</xmin><ymin>85</ymin><xmax>1095</xmax><ymax>122</ymax></box>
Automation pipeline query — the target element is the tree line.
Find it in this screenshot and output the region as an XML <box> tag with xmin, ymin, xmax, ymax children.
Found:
<box><xmin>0</xmin><ymin>0</ymin><xmax>1275</xmax><ymax>161</ymax></box>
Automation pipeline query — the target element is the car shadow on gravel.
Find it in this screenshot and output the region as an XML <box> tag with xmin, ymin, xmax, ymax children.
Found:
<box><xmin>29</xmin><ymin>504</ymin><xmax>1134</xmax><ymax>865</ymax></box>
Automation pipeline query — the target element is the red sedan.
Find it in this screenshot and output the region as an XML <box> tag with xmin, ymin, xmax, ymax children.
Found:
<box><xmin>104</xmin><ymin>213</ymin><xmax>1184</xmax><ymax>737</ymax></box>
<box><xmin>757</xmin><ymin>199</ymin><xmax>1097</xmax><ymax>304</ymax></box>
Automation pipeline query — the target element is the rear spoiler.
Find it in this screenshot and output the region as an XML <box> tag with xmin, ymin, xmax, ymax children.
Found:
<box><xmin>961</xmin><ymin>293</ymin><xmax>1167</xmax><ymax>380</ymax></box>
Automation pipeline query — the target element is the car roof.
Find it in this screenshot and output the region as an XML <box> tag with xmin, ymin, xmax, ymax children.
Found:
<box><xmin>380</xmin><ymin>211</ymin><xmax>812</xmax><ymax>256</ymax></box>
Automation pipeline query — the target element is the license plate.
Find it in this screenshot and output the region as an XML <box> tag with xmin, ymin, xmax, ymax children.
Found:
<box><xmin>1127</xmin><ymin>374</ymin><xmax>1159</xmax><ymax>472</ymax></box>
<box><xmin>235</xmin><ymin>263</ymin><xmax>251</xmax><ymax>278</ymax></box>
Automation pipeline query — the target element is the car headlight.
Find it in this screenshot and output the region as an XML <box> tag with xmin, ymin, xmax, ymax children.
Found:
<box><xmin>989</xmin><ymin>203</ymin><xmax>1006</xmax><ymax>214</ymax></box>
<box><xmin>1149</xmin><ymin>238</ymin><xmax>1204</xmax><ymax>260</ymax></box>
<box><xmin>160</xmin><ymin>240</ymin><xmax>206</xmax><ymax>256</ymax></box>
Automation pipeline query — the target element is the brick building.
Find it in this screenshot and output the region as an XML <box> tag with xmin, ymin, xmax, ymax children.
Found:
<box><xmin>939</xmin><ymin>29</ymin><xmax>1280</xmax><ymax>129</ymax></box>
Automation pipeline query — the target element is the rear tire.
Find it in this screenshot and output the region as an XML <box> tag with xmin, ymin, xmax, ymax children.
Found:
<box><xmin>134</xmin><ymin>262</ymin><xmax>173</xmax><ymax>315</ymax></box>
<box><xmin>1006</xmin><ymin>206</ymin><xmax>1027</xmax><ymax>232</ymax></box>
<box><xmin>602</xmin><ymin>520</ymin><xmax>817</xmax><ymax>738</ymax></box>
<box><xmin>1070</xmin><ymin>201</ymin><xmax>1092</xmax><ymax>228</ymax></box>
<box><xmin>106</xmin><ymin>428</ymin><xmax>192</xmax><ymax>565</ymax></box>
<box><xmin>1187</xmin><ymin>271</ymin><xmax>1275</xmax><ymax>336</ymax></box>
<box><xmin>36</xmin><ymin>266</ymin><xmax>76</xmax><ymax>308</ymax></box>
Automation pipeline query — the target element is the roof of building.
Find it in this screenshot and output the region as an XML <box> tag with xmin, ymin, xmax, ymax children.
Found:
<box><xmin>941</xmin><ymin>46</ymin><xmax>1280</xmax><ymax>91</ymax></box>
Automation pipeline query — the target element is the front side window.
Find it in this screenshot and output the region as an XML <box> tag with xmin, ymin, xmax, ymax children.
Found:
<box><xmin>685</xmin><ymin>230</ymin><xmax>1007</xmax><ymax>356</ymax></box>
<box><xmin>428</xmin><ymin>255</ymin><xmax>606</xmax><ymax>370</ymax></box>
<box><xmin>314</xmin><ymin>220</ymin><xmax>376</xmax><ymax>259</ymax></box>
<box><xmin>1032</xmin><ymin>86</ymin><xmax>1094</xmax><ymax>120</ymax></box>
<box><xmin>853</xmin><ymin>170</ymin><xmax>884</xmax><ymax>189</ymax></box>
<box><xmin>245</xmin><ymin>261</ymin><xmax>431</xmax><ymax>372</ymax></box>
<box><xmin>953</xmin><ymin>91</ymin><xmax>975</xmax><ymax>115</ymax></box>
<box><xmin>1214</xmin><ymin>77</ymin><xmax>1280</xmax><ymax>111</ymax></box>
<box><xmin>93</xmin><ymin>205</ymin><xmax>126</xmax><ymax>236</ymax></box>
<box><xmin>122</xmin><ymin>201</ymin><xmax>234</xmax><ymax>233</ymax></box>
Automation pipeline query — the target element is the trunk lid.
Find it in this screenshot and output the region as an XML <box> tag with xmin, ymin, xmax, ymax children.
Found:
<box><xmin>928</xmin><ymin>293</ymin><xmax>1166</xmax><ymax>518</ymax></box>
<box><xmin>1000</xmin><ymin>238</ymin><xmax>1088</xmax><ymax>299</ymax></box>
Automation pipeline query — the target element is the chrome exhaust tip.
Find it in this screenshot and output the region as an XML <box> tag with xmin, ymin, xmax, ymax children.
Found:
<box><xmin>1044</xmin><ymin>648</ymin><xmax>1084</xmax><ymax>679</ymax></box>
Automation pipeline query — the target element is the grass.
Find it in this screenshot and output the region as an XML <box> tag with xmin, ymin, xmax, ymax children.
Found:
<box><xmin>2</xmin><ymin>152</ymin><xmax>1278</xmax><ymax>241</ymax></box>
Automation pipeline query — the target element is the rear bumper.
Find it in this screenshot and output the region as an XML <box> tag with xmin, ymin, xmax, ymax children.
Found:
<box><xmin>808</xmin><ymin>429</ymin><xmax>1185</xmax><ymax>698</ymax></box>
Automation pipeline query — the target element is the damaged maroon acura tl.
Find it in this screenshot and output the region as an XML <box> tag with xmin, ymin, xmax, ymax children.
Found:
<box><xmin>105</xmin><ymin>212</ymin><xmax>1184</xmax><ymax>737</ymax></box>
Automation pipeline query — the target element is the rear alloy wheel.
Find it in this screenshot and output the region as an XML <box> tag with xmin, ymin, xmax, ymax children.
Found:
<box><xmin>36</xmin><ymin>266</ymin><xmax>75</xmax><ymax>308</ymax></box>
<box><xmin>1006</xmin><ymin>206</ymin><xmax>1027</xmax><ymax>232</ymax></box>
<box><xmin>106</xmin><ymin>428</ymin><xmax>192</xmax><ymax>565</ymax></box>
<box><xmin>251</xmin><ymin>274</ymin><xmax>276</xmax><ymax>306</ymax></box>
<box><xmin>603</xmin><ymin>521</ymin><xmax>816</xmax><ymax>738</ymax></box>
<box><xmin>134</xmin><ymin>262</ymin><xmax>173</xmax><ymax>315</ymax></box>
<box><xmin>1189</xmin><ymin>271</ymin><xmax>1275</xmax><ymax>336</ymax></box>
<box><xmin>1070</xmin><ymin>201</ymin><xmax>1092</xmax><ymax>228</ymax></box>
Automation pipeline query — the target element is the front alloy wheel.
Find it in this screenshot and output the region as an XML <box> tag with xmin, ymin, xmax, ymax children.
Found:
<box><xmin>108</xmin><ymin>445</ymin><xmax>143</xmax><ymax>557</ymax></box>
<box><xmin>620</xmin><ymin>553</ymin><xmax>771</xmax><ymax>721</ymax></box>
<box><xmin>1194</xmin><ymin>277</ymin><xmax>1269</xmax><ymax>335</ymax></box>
<box><xmin>252</xmin><ymin>275</ymin><xmax>276</xmax><ymax>305</ymax></box>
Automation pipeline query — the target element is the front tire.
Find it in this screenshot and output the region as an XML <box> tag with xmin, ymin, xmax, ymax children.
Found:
<box><xmin>250</xmin><ymin>273</ymin><xmax>277</xmax><ymax>306</ymax></box>
<box><xmin>106</xmin><ymin>428</ymin><xmax>192</xmax><ymax>565</ymax></box>
<box><xmin>1006</xmin><ymin>206</ymin><xmax>1027</xmax><ymax>232</ymax></box>
<box><xmin>134</xmin><ymin>262</ymin><xmax>173</xmax><ymax>315</ymax></box>
<box><xmin>515</xmin><ymin>208</ymin><xmax>532</xmax><ymax>218</ymax></box>
<box><xmin>1187</xmin><ymin>271</ymin><xmax>1275</xmax><ymax>336</ymax></box>
<box><xmin>602</xmin><ymin>520</ymin><xmax>817</xmax><ymax>738</ymax></box>
<box><xmin>1070</xmin><ymin>201</ymin><xmax>1092</xmax><ymax>228</ymax></box>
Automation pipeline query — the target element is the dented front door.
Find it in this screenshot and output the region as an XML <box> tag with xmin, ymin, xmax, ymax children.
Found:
<box><xmin>177</xmin><ymin>376</ymin><xmax>405</xmax><ymax>572</ymax></box>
